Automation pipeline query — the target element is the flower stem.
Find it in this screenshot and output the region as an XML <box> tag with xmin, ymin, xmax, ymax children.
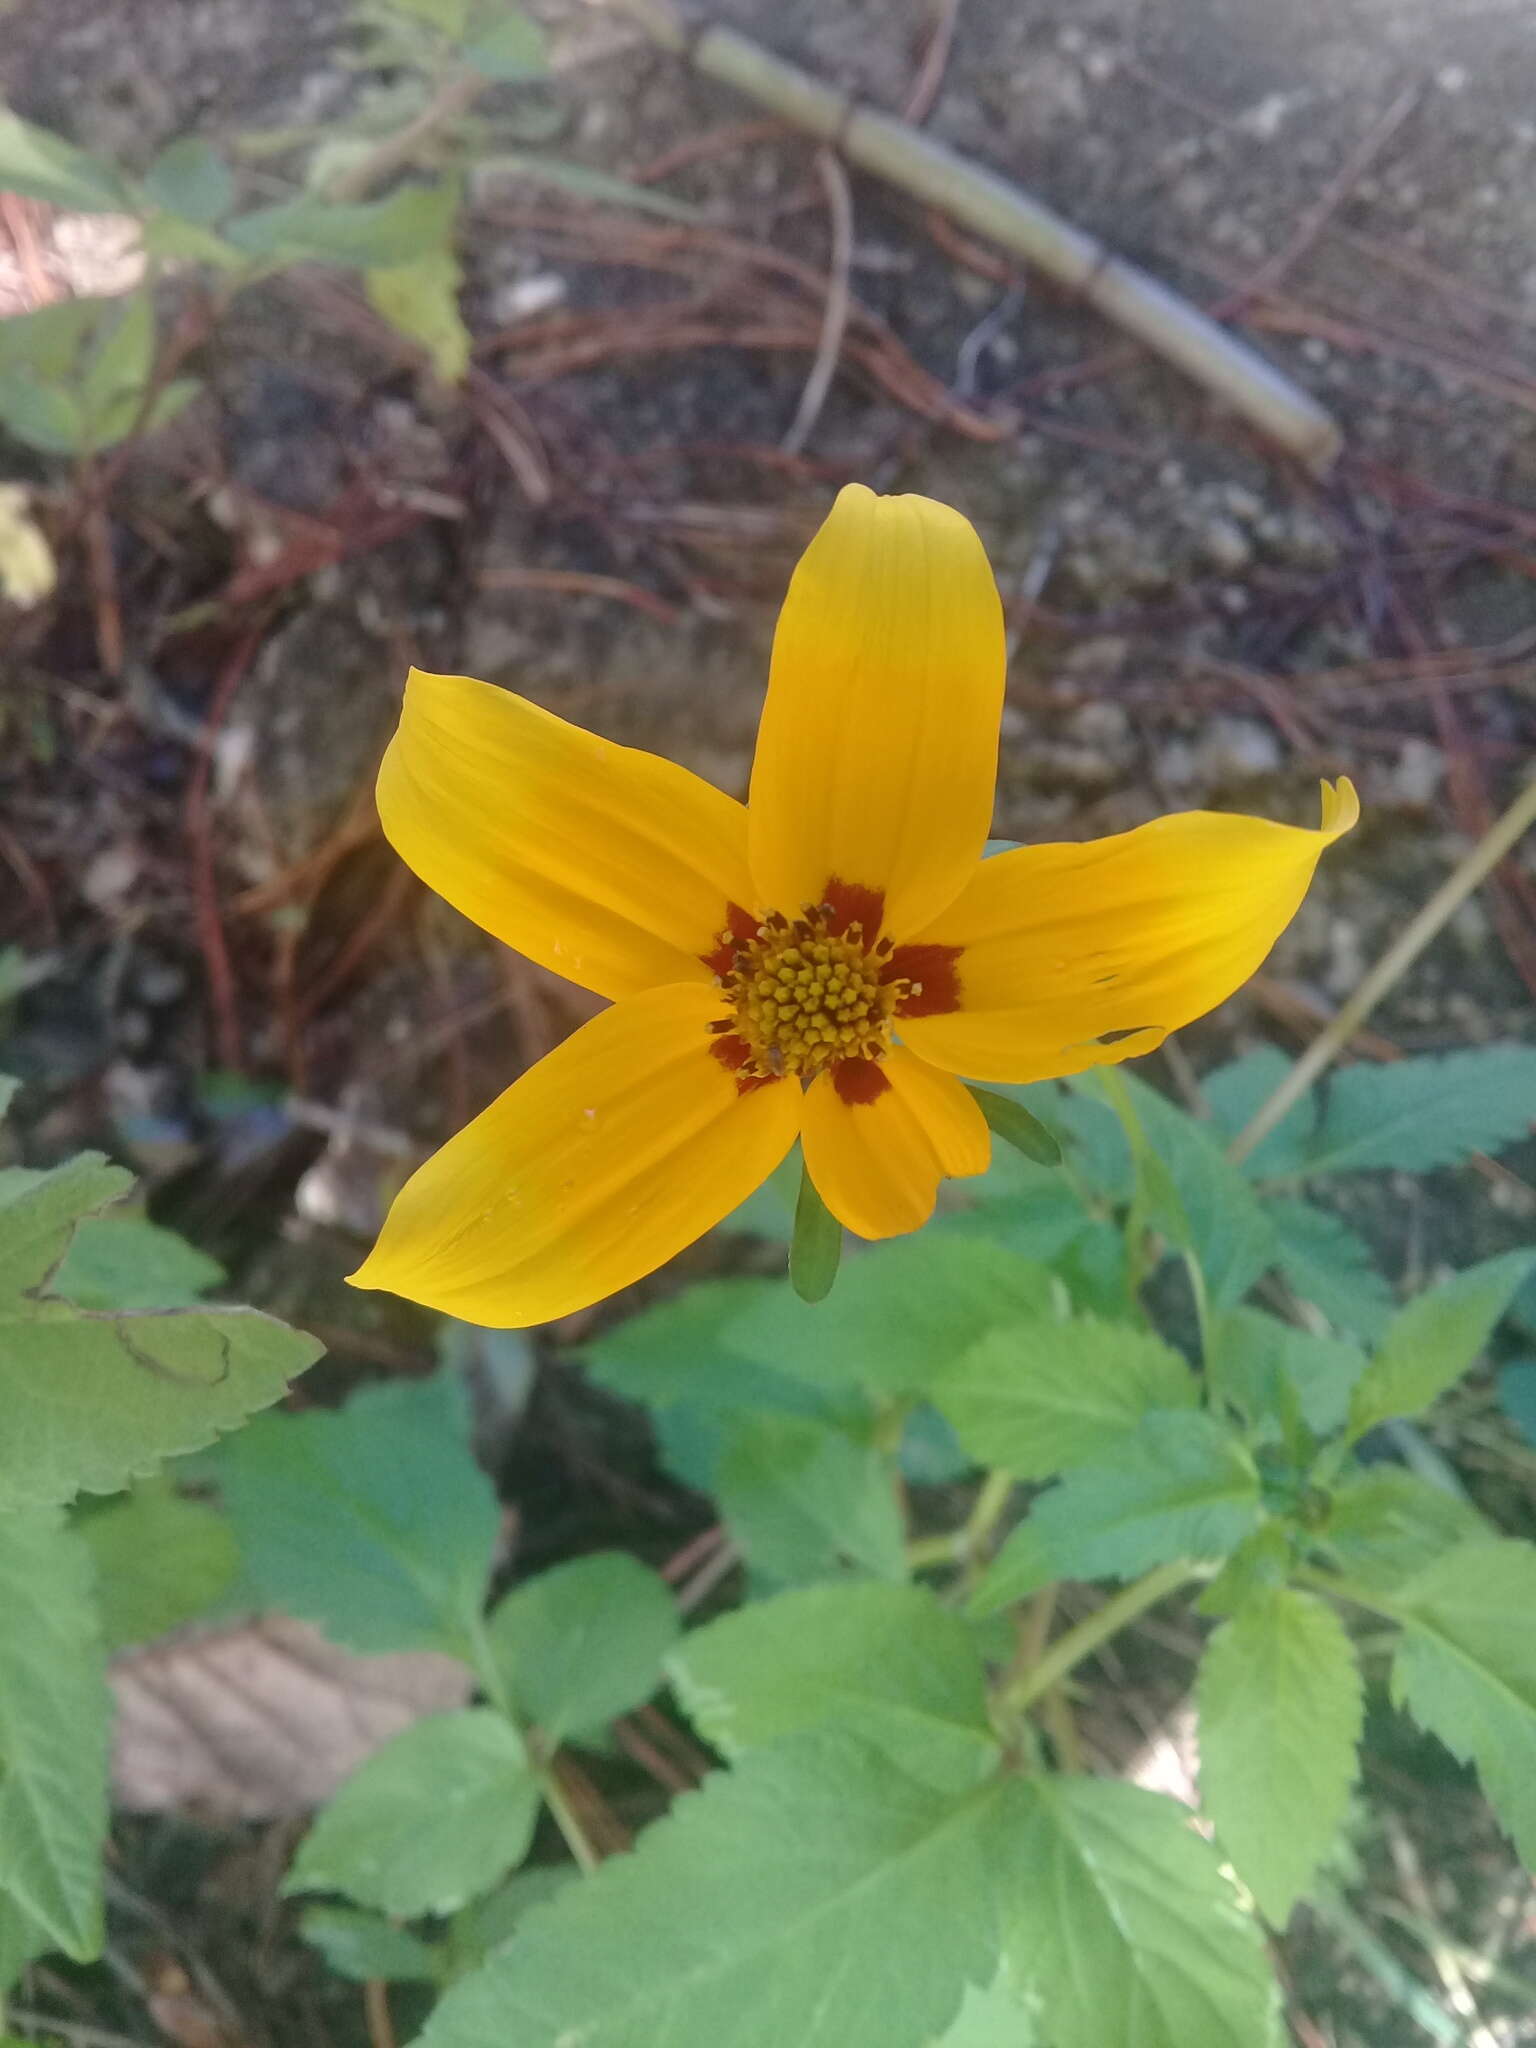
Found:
<box><xmin>997</xmin><ymin>1558</ymin><xmax>1199</xmax><ymax>1717</ymax></box>
<box><xmin>1229</xmin><ymin>774</ymin><xmax>1536</xmax><ymax>1166</ymax></box>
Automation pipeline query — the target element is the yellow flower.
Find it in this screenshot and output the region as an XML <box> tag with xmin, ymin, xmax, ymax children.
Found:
<box><xmin>349</xmin><ymin>484</ymin><xmax>1357</xmax><ymax>1327</ymax></box>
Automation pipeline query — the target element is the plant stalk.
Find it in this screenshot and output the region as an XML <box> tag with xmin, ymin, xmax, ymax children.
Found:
<box><xmin>997</xmin><ymin>1558</ymin><xmax>1199</xmax><ymax>1716</ymax></box>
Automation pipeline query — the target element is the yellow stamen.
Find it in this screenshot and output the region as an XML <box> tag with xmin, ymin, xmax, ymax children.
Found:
<box><xmin>712</xmin><ymin>904</ymin><xmax>913</xmax><ymax>1080</ymax></box>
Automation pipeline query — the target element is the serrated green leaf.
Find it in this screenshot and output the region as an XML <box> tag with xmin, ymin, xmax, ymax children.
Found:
<box><xmin>213</xmin><ymin>1374</ymin><xmax>497</xmax><ymax>1656</ymax></box>
<box><xmin>580</xmin><ymin>1277</ymin><xmax>783</xmax><ymax>1410</ymax></box>
<box><xmin>300</xmin><ymin>1903</ymin><xmax>442</xmax><ymax>1984</ymax></box>
<box><xmin>77</xmin><ymin>1479</ymin><xmax>240</xmax><ymax>1649</ymax></box>
<box><xmin>1212</xmin><ymin>1306</ymin><xmax>1367</xmax><ymax>1438</ymax></box>
<box><xmin>366</xmin><ymin>248</ymin><xmax>470</xmax><ymax>382</ymax></box>
<box><xmin>444</xmin><ymin>1866</ymin><xmax>574</xmax><ymax>1974</ymax></box>
<box><xmin>1200</xmin><ymin>1047</ymin><xmax>1296</xmax><ymax>1174</ymax></box>
<box><xmin>2</xmin><ymin>1309</ymin><xmax>323</xmax><ymax>1511</ymax></box>
<box><xmin>1320</xmin><ymin>1465</ymin><xmax>1489</xmax><ymax>1590</ymax></box>
<box><xmin>227</xmin><ymin>177</ymin><xmax>458</xmax><ymax>268</ymax></box>
<box><xmin>415</xmin><ymin>1732</ymin><xmax>1005</xmax><ymax>2048</ymax></box>
<box><xmin>0</xmin><ymin>1886</ymin><xmax>50</xmax><ymax>1996</ymax></box>
<box><xmin>1348</xmin><ymin>1249</ymin><xmax>1535</xmax><ymax>1438</ymax></box>
<box><xmin>0</xmin><ymin>1152</ymin><xmax>132</xmax><ymax>1301</ymax></box>
<box><xmin>971</xmin><ymin>1412</ymin><xmax>1259</xmax><ymax>1614</ymax></box>
<box><xmin>486</xmin><ymin>1552</ymin><xmax>677</xmax><ymax>1740</ymax></box>
<box><xmin>285</xmin><ymin>1709</ymin><xmax>540</xmax><ymax>1918</ymax></box>
<box><xmin>0</xmin><ymin>1508</ymin><xmax>110</xmax><ymax>1959</ymax></box>
<box><xmin>929</xmin><ymin>1980</ymin><xmax>1040</xmax><ymax>2046</ymax></box>
<box><xmin>1390</xmin><ymin>1539</ymin><xmax>1536</xmax><ymax>1867</ymax></box>
<box><xmin>1265</xmin><ymin>1198</ymin><xmax>1393</xmax><ymax>1341</ymax></box>
<box><xmin>729</xmin><ymin>1236</ymin><xmax>1054</xmax><ymax>1396</ymax></box>
<box><xmin>996</xmin><ymin>1775</ymin><xmax>1279</xmax><ymax>2048</ymax></box>
<box><xmin>668</xmin><ymin>1581</ymin><xmax>996</xmax><ymax>1793</ymax></box>
<box><xmin>142</xmin><ymin>136</ymin><xmax>235</xmax><ymax>225</ymax></box>
<box><xmin>932</xmin><ymin>1317</ymin><xmax>1195</xmax><ymax>1480</ymax></box>
<box><xmin>717</xmin><ymin>1412</ymin><xmax>905</xmax><ymax>1583</ymax></box>
<box><xmin>1196</xmin><ymin>1586</ymin><xmax>1361</xmax><ymax>1922</ymax></box>
<box><xmin>461</xmin><ymin>1</ymin><xmax>548</xmax><ymax>78</ymax></box>
<box><xmin>53</xmin><ymin>1214</ymin><xmax>223</xmax><ymax>1310</ymax></box>
<box><xmin>0</xmin><ymin>108</ymin><xmax>128</xmax><ymax>212</ymax></box>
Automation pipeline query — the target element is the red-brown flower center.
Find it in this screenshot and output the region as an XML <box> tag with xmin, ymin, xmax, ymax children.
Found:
<box><xmin>708</xmin><ymin>901</ymin><xmax>920</xmax><ymax>1081</ymax></box>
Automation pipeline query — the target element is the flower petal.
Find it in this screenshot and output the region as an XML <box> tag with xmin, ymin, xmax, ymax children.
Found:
<box><xmin>901</xmin><ymin>780</ymin><xmax>1360</xmax><ymax>1083</ymax></box>
<box><xmin>748</xmin><ymin>485</ymin><xmax>1005</xmax><ymax>936</ymax></box>
<box><xmin>349</xmin><ymin>984</ymin><xmax>801</xmax><ymax>1326</ymax></box>
<box><xmin>801</xmin><ymin>1046</ymin><xmax>990</xmax><ymax>1239</ymax></box>
<box><xmin>378</xmin><ymin>668</ymin><xmax>757</xmax><ymax>999</ymax></box>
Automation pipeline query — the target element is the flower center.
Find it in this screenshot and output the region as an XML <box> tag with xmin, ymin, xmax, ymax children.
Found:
<box><xmin>708</xmin><ymin>903</ymin><xmax>920</xmax><ymax>1081</ymax></box>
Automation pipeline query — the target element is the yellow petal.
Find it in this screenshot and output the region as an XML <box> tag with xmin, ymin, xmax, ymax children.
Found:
<box><xmin>378</xmin><ymin>668</ymin><xmax>757</xmax><ymax>1000</ymax></box>
<box><xmin>748</xmin><ymin>485</ymin><xmax>1005</xmax><ymax>936</ymax></box>
<box><xmin>901</xmin><ymin>780</ymin><xmax>1359</xmax><ymax>1083</ymax></box>
<box><xmin>800</xmin><ymin>1047</ymin><xmax>990</xmax><ymax>1239</ymax></box>
<box><xmin>349</xmin><ymin>984</ymin><xmax>801</xmax><ymax>1325</ymax></box>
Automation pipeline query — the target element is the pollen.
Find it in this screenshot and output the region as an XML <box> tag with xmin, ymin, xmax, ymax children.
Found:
<box><xmin>709</xmin><ymin>903</ymin><xmax>916</xmax><ymax>1081</ymax></box>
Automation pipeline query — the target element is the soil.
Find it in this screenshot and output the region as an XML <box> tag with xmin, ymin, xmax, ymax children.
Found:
<box><xmin>3</xmin><ymin>0</ymin><xmax>1535</xmax><ymax>2041</ymax></box>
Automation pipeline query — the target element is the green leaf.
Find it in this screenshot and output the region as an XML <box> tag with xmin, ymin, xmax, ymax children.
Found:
<box><xmin>789</xmin><ymin>1163</ymin><xmax>842</xmax><ymax>1304</ymax></box>
<box><xmin>1391</xmin><ymin>1539</ymin><xmax>1536</xmax><ymax>1867</ymax></box>
<box><xmin>0</xmin><ymin>1887</ymin><xmax>50</xmax><ymax>1997</ymax></box>
<box><xmin>414</xmin><ymin>1732</ymin><xmax>1005</xmax><ymax>2048</ymax></box>
<box><xmin>717</xmin><ymin>1413</ymin><xmax>905</xmax><ymax>1583</ymax></box>
<box><xmin>729</xmin><ymin>1236</ymin><xmax>1054</xmax><ymax>1396</ymax></box>
<box><xmin>53</xmin><ymin>1214</ymin><xmax>223</xmax><ymax>1310</ymax></box>
<box><xmin>285</xmin><ymin>1709</ymin><xmax>540</xmax><ymax>1918</ymax></box>
<box><xmin>1265</xmin><ymin>1198</ymin><xmax>1393</xmax><ymax>1342</ymax></box>
<box><xmin>78</xmin><ymin>1479</ymin><xmax>240</xmax><ymax>1649</ymax></box>
<box><xmin>1196</xmin><ymin>1586</ymin><xmax>1362</xmax><ymax>1923</ymax></box>
<box><xmin>668</xmin><ymin>1581</ymin><xmax>997</xmax><ymax>1793</ymax></box>
<box><xmin>366</xmin><ymin>248</ymin><xmax>470</xmax><ymax>382</ymax></box>
<box><xmin>1219</xmin><ymin>1047</ymin><xmax>1536</xmax><ymax>1179</ymax></box>
<box><xmin>1094</xmin><ymin>1074</ymin><xmax>1277</xmax><ymax>1308</ymax></box>
<box><xmin>1200</xmin><ymin>1047</ymin><xmax>1294</xmax><ymax>1173</ymax></box>
<box><xmin>1320</xmin><ymin>1465</ymin><xmax>1489</xmax><ymax>1590</ymax></box>
<box><xmin>0</xmin><ymin>1508</ymin><xmax>110</xmax><ymax>1958</ymax></box>
<box><xmin>929</xmin><ymin>1981</ymin><xmax>1040</xmax><ymax>2046</ymax></box>
<box><xmin>968</xmin><ymin>1088</ymin><xmax>1061</xmax><ymax>1166</ymax></box>
<box><xmin>0</xmin><ymin>108</ymin><xmax>128</xmax><ymax>211</ymax></box>
<box><xmin>1347</xmin><ymin>1249</ymin><xmax>1536</xmax><ymax>1438</ymax></box>
<box><xmin>486</xmin><ymin>1552</ymin><xmax>678</xmax><ymax>1741</ymax></box>
<box><xmin>0</xmin><ymin>1152</ymin><xmax>132</xmax><ymax>1299</ymax></box>
<box><xmin>0</xmin><ymin>370</ymin><xmax>86</xmax><ymax>454</ymax></box>
<box><xmin>213</xmin><ymin>1374</ymin><xmax>498</xmax><ymax>1655</ymax></box>
<box><xmin>142</xmin><ymin>136</ymin><xmax>236</xmax><ymax>225</ymax></box>
<box><xmin>473</xmin><ymin>153</ymin><xmax>704</xmax><ymax>224</ymax></box>
<box><xmin>461</xmin><ymin>2</ymin><xmax>549</xmax><ymax>78</ymax></box>
<box><xmin>384</xmin><ymin>0</ymin><xmax>469</xmax><ymax>29</ymax></box>
<box><xmin>997</xmin><ymin>1775</ymin><xmax>1279</xmax><ymax>2048</ymax></box>
<box><xmin>300</xmin><ymin>1903</ymin><xmax>442</xmax><ymax>1984</ymax></box>
<box><xmin>227</xmin><ymin>178</ymin><xmax>458</xmax><ymax>268</ymax></box>
<box><xmin>581</xmin><ymin>1278</ymin><xmax>773</xmax><ymax>1408</ymax></box>
<box><xmin>1212</xmin><ymin>1306</ymin><xmax>1367</xmax><ymax>1438</ymax></box>
<box><xmin>139</xmin><ymin>212</ymin><xmax>247</xmax><ymax>268</ymax></box>
<box><xmin>931</xmin><ymin>1317</ymin><xmax>1195</xmax><ymax>1480</ymax></box>
<box><xmin>78</xmin><ymin>291</ymin><xmax>156</xmax><ymax>441</ymax></box>
<box><xmin>971</xmin><ymin>1412</ymin><xmax>1259</xmax><ymax>1614</ymax></box>
<box><xmin>444</xmin><ymin>1867</ymin><xmax>574</xmax><ymax>1974</ymax></box>
<box><xmin>1499</xmin><ymin>1360</ymin><xmax>1536</xmax><ymax>1447</ymax></box>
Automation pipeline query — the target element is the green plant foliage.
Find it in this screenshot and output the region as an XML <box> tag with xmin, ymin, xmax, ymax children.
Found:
<box><xmin>0</xmin><ymin>1150</ymin><xmax>321</xmax><ymax>1511</ymax></box>
<box><xmin>968</xmin><ymin>1088</ymin><xmax>1062</xmax><ymax>1166</ymax></box>
<box><xmin>1196</xmin><ymin>1586</ymin><xmax>1362</xmax><ymax>1923</ymax></box>
<box><xmin>367</xmin><ymin>248</ymin><xmax>471</xmax><ymax>382</ymax></box>
<box><xmin>727</xmin><ymin>1235</ymin><xmax>1054</xmax><ymax>1396</ymax></box>
<box><xmin>669</xmin><ymin>1581</ymin><xmax>997</xmax><ymax>1793</ymax></box>
<box><xmin>971</xmin><ymin>1412</ymin><xmax>1260</xmax><ymax>1612</ymax></box>
<box><xmin>300</xmin><ymin>1904</ymin><xmax>443</xmax><ymax>1985</ymax></box>
<box><xmin>213</xmin><ymin>1374</ymin><xmax>499</xmax><ymax>1656</ymax></box>
<box><xmin>1390</xmin><ymin>1539</ymin><xmax>1536</xmax><ymax>1867</ymax></box>
<box><xmin>1209</xmin><ymin>1045</ymin><xmax>1536</xmax><ymax>1179</ymax></box>
<box><xmin>461</xmin><ymin>1</ymin><xmax>549</xmax><ymax>79</ymax></box>
<box><xmin>52</xmin><ymin>1214</ymin><xmax>224</xmax><ymax>1310</ymax></box>
<box><xmin>1212</xmin><ymin>1306</ymin><xmax>1367</xmax><ymax>1438</ymax></box>
<box><xmin>414</xmin><ymin>1732</ymin><xmax>1007</xmax><ymax>2048</ymax></box>
<box><xmin>1262</xmin><ymin>1198</ymin><xmax>1394</xmax><ymax>1342</ymax></box>
<box><xmin>996</xmin><ymin>1776</ymin><xmax>1279</xmax><ymax>2048</ymax></box>
<box><xmin>929</xmin><ymin>1981</ymin><xmax>1039</xmax><ymax>2046</ymax></box>
<box><xmin>931</xmin><ymin>1317</ymin><xmax>1196</xmax><ymax>1479</ymax></box>
<box><xmin>716</xmin><ymin>1413</ymin><xmax>906</xmax><ymax>1583</ymax></box>
<box><xmin>285</xmin><ymin>1709</ymin><xmax>542</xmax><ymax>1918</ymax></box>
<box><xmin>1347</xmin><ymin>1249</ymin><xmax>1535</xmax><ymax>1439</ymax></box>
<box><xmin>789</xmin><ymin>1163</ymin><xmax>843</xmax><ymax>1304</ymax></box>
<box><xmin>1319</xmin><ymin>1466</ymin><xmax>1489</xmax><ymax>1590</ymax></box>
<box><xmin>0</xmin><ymin>1508</ymin><xmax>110</xmax><ymax>1960</ymax></box>
<box><xmin>0</xmin><ymin>108</ymin><xmax>128</xmax><ymax>211</ymax></box>
<box><xmin>78</xmin><ymin>1478</ymin><xmax>241</xmax><ymax>1649</ymax></box>
<box><xmin>485</xmin><ymin>1552</ymin><xmax>678</xmax><ymax>1741</ymax></box>
<box><xmin>143</xmin><ymin>135</ymin><xmax>237</xmax><ymax>225</ymax></box>
<box><xmin>227</xmin><ymin>177</ymin><xmax>458</xmax><ymax>268</ymax></box>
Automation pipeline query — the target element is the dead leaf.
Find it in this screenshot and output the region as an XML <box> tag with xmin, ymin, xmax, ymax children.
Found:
<box><xmin>111</xmin><ymin>1615</ymin><xmax>473</xmax><ymax>1820</ymax></box>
